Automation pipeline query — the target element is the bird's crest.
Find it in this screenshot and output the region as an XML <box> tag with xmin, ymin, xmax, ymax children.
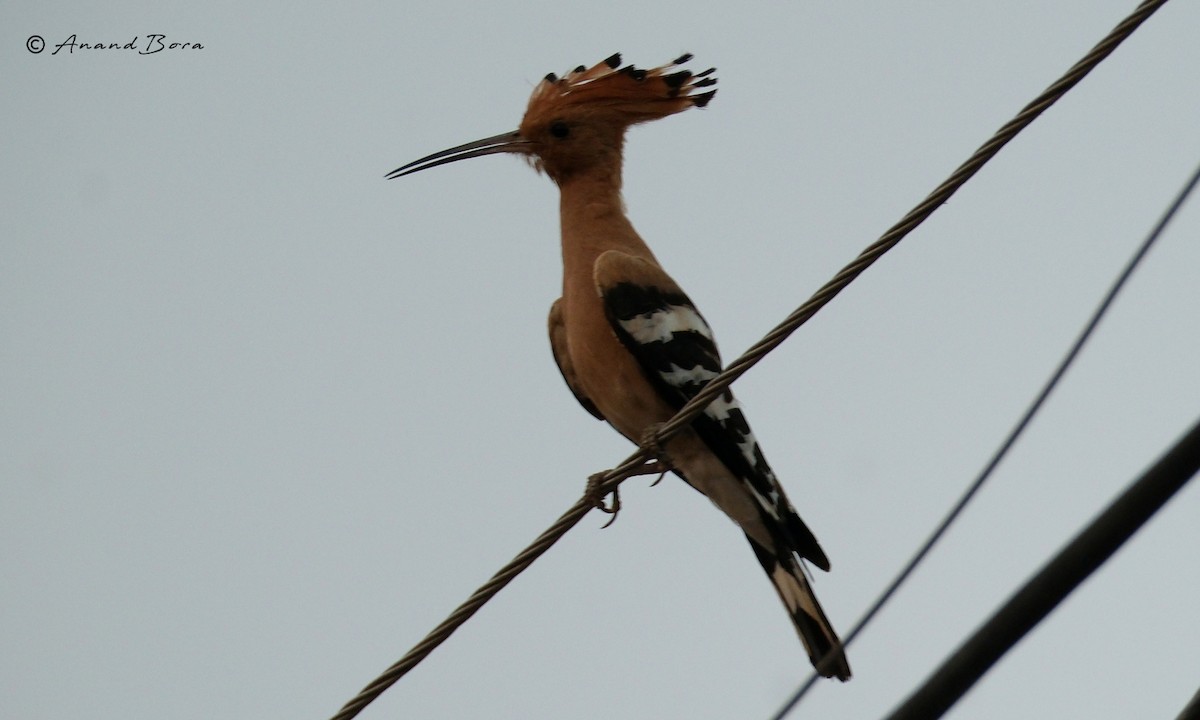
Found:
<box><xmin>522</xmin><ymin>53</ymin><xmax>717</xmax><ymax>130</ymax></box>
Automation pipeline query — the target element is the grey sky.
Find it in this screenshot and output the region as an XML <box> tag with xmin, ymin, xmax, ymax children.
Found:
<box><xmin>4</xmin><ymin>2</ymin><xmax>1199</xmax><ymax>718</ymax></box>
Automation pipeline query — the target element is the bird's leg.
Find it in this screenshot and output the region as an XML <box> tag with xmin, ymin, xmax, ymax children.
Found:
<box><xmin>586</xmin><ymin>423</ymin><xmax>675</xmax><ymax>527</ymax></box>
<box><xmin>585</xmin><ymin>458</ymin><xmax>670</xmax><ymax>528</ymax></box>
<box><xmin>586</xmin><ymin>471</ymin><xmax>622</xmax><ymax>528</ymax></box>
<box><xmin>639</xmin><ymin>423</ymin><xmax>673</xmax><ymax>486</ymax></box>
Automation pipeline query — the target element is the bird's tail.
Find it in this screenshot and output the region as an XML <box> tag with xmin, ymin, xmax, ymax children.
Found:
<box><xmin>750</xmin><ymin>539</ymin><xmax>852</xmax><ymax>681</ymax></box>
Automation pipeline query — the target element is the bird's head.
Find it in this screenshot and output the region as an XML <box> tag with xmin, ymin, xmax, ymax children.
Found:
<box><xmin>387</xmin><ymin>53</ymin><xmax>716</xmax><ymax>185</ymax></box>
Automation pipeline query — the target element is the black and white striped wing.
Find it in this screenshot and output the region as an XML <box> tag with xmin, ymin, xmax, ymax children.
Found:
<box><xmin>594</xmin><ymin>251</ymin><xmax>828</xmax><ymax>570</ymax></box>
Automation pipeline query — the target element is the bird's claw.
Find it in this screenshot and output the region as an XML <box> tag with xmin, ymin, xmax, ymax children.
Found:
<box><xmin>640</xmin><ymin>424</ymin><xmax>673</xmax><ymax>486</ymax></box>
<box><xmin>586</xmin><ymin>472</ymin><xmax>622</xmax><ymax>528</ymax></box>
<box><xmin>585</xmin><ymin>432</ymin><xmax>673</xmax><ymax>528</ymax></box>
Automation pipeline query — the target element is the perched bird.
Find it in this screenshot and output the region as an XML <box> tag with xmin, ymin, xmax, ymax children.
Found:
<box><xmin>388</xmin><ymin>53</ymin><xmax>850</xmax><ymax>681</ymax></box>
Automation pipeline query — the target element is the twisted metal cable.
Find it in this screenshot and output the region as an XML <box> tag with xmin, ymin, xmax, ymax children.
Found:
<box><xmin>330</xmin><ymin>2</ymin><xmax>1167</xmax><ymax>717</ymax></box>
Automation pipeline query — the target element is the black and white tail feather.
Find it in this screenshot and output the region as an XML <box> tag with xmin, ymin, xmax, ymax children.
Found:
<box><xmin>597</xmin><ymin>252</ymin><xmax>851</xmax><ymax>681</ymax></box>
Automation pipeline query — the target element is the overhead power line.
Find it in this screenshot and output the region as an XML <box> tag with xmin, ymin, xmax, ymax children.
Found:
<box><xmin>882</xmin><ymin>415</ymin><xmax>1200</xmax><ymax>720</ymax></box>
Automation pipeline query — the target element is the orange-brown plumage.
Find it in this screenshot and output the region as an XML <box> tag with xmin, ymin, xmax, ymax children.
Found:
<box><xmin>521</xmin><ymin>52</ymin><xmax>715</xmax><ymax>131</ymax></box>
<box><xmin>389</xmin><ymin>54</ymin><xmax>850</xmax><ymax>681</ymax></box>
<box><xmin>516</xmin><ymin>53</ymin><xmax>716</xmax><ymax>184</ymax></box>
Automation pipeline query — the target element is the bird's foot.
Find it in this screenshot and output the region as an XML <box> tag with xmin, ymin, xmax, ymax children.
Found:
<box><xmin>639</xmin><ymin>424</ymin><xmax>673</xmax><ymax>486</ymax></box>
<box><xmin>585</xmin><ymin>458</ymin><xmax>670</xmax><ymax>528</ymax></box>
<box><xmin>586</xmin><ymin>471</ymin><xmax>622</xmax><ymax>528</ymax></box>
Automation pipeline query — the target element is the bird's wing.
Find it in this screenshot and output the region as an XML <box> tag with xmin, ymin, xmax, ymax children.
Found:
<box><xmin>594</xmin><ymin>250</ymin><xmax>829</xmax><ymax>570</ymax></box>
<box><xmin>548</xmin><ymin>297</ymin><xmax>603</xmax><ymax>420</ymax></box>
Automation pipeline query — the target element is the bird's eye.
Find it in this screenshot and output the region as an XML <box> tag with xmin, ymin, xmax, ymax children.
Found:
<box><xmin>549</xmin><ymin>122</ymin><xmax>570</xmax><ymax>139</ymax></box>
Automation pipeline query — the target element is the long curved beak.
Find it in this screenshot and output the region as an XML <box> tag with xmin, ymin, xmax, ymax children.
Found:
<box><xmin>385</xmin><ymin>130</ymin><xmax>531</xmax><ymax>179</ymax></box>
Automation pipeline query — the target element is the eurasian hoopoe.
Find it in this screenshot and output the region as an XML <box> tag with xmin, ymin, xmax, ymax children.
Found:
<box><xmin>388</xmin><ymin>53</ymin><xmax>851</xmax><ymax>681</ymax></box>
